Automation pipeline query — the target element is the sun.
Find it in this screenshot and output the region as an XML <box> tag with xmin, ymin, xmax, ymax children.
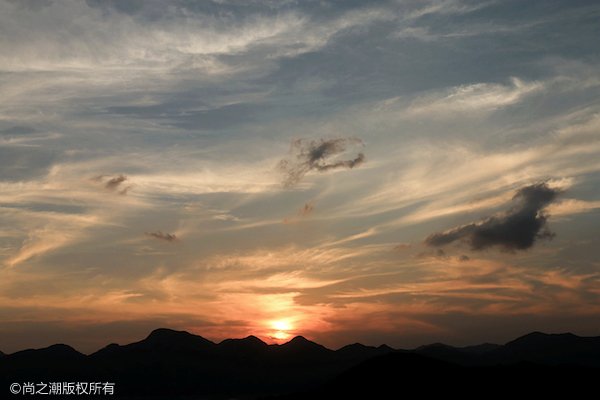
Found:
<box><xmin>272</xmin><ymin>321</ymin><xmax>292</xmax><ymax>340</ymax></box>
<box><xmin>274</xmin><ymin>321</ymin><xmax>290</xmax><ymax>331</ymax></box>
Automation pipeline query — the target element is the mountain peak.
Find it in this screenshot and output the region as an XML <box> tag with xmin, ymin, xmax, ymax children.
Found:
<box><xmin>219</xmin><ymin>335</ymin><xmax>269</xmax><ymax>348</ymax></box>
<box><xmin>279</xmin><ymin>336</ymin><xmax>333</xmax><ymax>358</ymax></box>
<box><xmin>133</xmin><ymin>328</ymin><xmax>217</xmax><ymax>352</ymax></box>
<box><xmin>10</xmin><ymin>343</ymin><xmax>84</xmax><ymax>359</ymax></box>
<box><xmin>288</xmin><ymin>335</ymin><xmax>310</xmax><ymax>343</ymax></box>
<box><xmin>243</xmin><ymin>335</ymin><xmax>267</xmax><ymax>344</ymax></box>
<box><xmin>146</xmin><ymin>328</ymin><xmax>190</xmax><ymax>339</ymax></box>
<box><xmin>506</xmin><ymin>331</ymin><xmax>579</xmax><ymax>347</ymax></box>
<box><xmin>284</xmin><ymin>335</ymin><xmax>326</xmax><ymax>348</ymax></box>
<box><xmin>415</xmin><ymin>342</ymin><xmax>455</xmax><ymax>351</ymax></box>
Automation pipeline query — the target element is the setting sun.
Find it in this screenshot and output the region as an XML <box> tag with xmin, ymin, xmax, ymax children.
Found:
<box><xmin>271</xmin><ymin>321</ymin><xmax>292</xmax><ymax>340</ymax></box>
<box><xmin>274</xmin><ymin>321</ymin><xmax>290</xmax><ymax>331</ymax></box>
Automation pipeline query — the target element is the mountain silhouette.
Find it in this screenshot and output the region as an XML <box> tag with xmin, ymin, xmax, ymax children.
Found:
<box><xmin>1</xmin><ymin>329</ymin><xmax>599</xmax><ymax>399</ymax></box>
<box><xmin>263</xmin><ymin>352</ymin><xmax>598</xmax><ymax>399</ymax></box>
<box><xmin>409</xmin><ymin>331</ymin><xmax>600</xmax><ymax>369</ymax></box>
<box><xmin>334</xmin><ymin>342</ymin><xmax>395</xmax><ymax>361</ymax></box>
<box><xmin>92</xmin><ymin>327</ymin><xmax>218</xmax><ymax>356</ymax></box>
<box><xmin>10</xmin><ymin>343</ymin><xmax>84</xmax><ymax>360</ymax></box>
<box><xmin>482</xmin><ymin>331</ymin><xmax>600</xmax><ymax>368</ymax></box>
<box><xmin>218</xmin><ymin>335</ymin><xmax>273</xmax><ymax>359</ymax></box>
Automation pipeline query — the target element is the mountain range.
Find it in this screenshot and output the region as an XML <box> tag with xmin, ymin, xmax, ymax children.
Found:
<box><xmin>1</xmin><ymin>329</ymin><xmax>599</xmax><ymax>398</ymax></box>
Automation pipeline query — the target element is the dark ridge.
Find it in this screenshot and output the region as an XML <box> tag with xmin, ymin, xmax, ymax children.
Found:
<box><xmin>284</xmin><ymin>335</ymin><xmax>322</xmax><ymax>346</ymax></box>
<box><xmin>263</xmin><ymin>352</ymin><xmax>598</xmax><ymax>399</ymax></box>
<box><xmin>335</xmin><ymin>342</ymin><xmax>370</xmax><ymax>355</ymax></box>
<box><xmin>413</xmin><ymin>342</ymin><xmax>483</xmax><ymax>366</ymax></box>
<box><xmin>143</xmin><ymin>327</ymin><xmax>216</xmax><ymax>345</ymax></box>
<box><xmin>218</xmin><ymin>335</ymin><xmax>271</xmax><ymax>358</ymax></box>
<box><xmin>313</xmin><ymin>353</ymin><xmax>460</xmax><ymax>396</ymax></box>
<box><xmin>90</xmin><ymin>328</ymin><xmax>218</xmax><ymax>359</ymax></box>
<box><xmin>281</xmin><ymin>335</ymin><xmax>331</xmax><ymax>351</ymax></box>
<box><xmin>503</xmin><ymin>331</ymin><xmax>577</xmax><ymax>349</ymax></box>
<box><xmin>458</xmin><ymin>342</ymin><xmax>502</xmax><ymax>355</ymax></box>
<box><xmin>1</xmin><ymin>344</ymin><xmax>87</xmax><ymax>389</ymax></box>
<box><xmin>8</xmin><ymin>343</ymin><xmax>85</xmax><ymax>359</ymax></box>
<box><xmin>483</xmin><ymin>331</ymin><xmax>600</xmax><ymax>368</ymax></box>
<box><xmin>89</xmin><ymin>342</ymin><xmax>121</xmax><ymax>358</ymax></box>
<box><xmin>219</xmin><ymin>334</ymin><xmax>268</xmax><ymax>346</ymax></box>
<box><xmin>414</xmin><ymin>341</ymin><xmax>452</xmax><ymax>351</ymax></box>
<box><xmin>277</xmin><ymin>336</ymin><xmax>335</xmax><ymax>362</ymax></box>
<box><xmin>129</xmin><ymin>328</ymin><xmax>217</xmax><ymax>352</ymax></box>
<box><xmin>335</xmin><ymin>342</ymin><xmax>398</xmax><ymax>361</ymax></box>
<box><xmin>2</xmin><ymin>329</ymin><xmax>600</xmax><ymax>399</ymax></box>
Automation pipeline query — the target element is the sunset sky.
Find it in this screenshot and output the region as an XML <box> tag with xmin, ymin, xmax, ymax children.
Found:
<box><xmin>1</xmin><ymin>0</ymin><xmax>600</xmax><ymax>354</ymax></box>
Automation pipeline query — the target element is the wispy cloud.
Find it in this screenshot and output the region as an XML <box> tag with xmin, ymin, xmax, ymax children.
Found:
<box><xmin>0</xmin><ymin>126</ymin><xmax>37</xmax><ymax>136</ymax></box>
<box><xmin>90</xmin><ymin>174</ymin><xmax>132</xmax><ymax>195</ymax></box>
<box><xmin>297</xmin><ymin>202</ymin><xmax>314</xmax><ymax>217</ymax></box>
<box><xmin>283</xmin><ymin>201</ymin><xmax>315</xmax><ymax>223</ymax></box>
<box><xmin>413</xmin><ymin>249</ymin><xmax>449</xmax><ymax>260</ymax></box>
<box><xmin>391</xmin><ymin>242</ymin><xmax>412</xmax><ymax>251</ymax></box>
<box><xmin>545</xmin><ymin>199</ymin><xmax>600</xmax><ymax>219</ymax></box>
<box><xmin>145</xmin><ymin>231</ymin><xmax>178</xmax><ymax>243</ymax></box>
<box><xmin>278</xmin><ymin>137</ymin><xmax>365</xmax><ymax>187</ymax></box>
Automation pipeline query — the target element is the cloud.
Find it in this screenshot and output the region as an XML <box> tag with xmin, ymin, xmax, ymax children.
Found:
<box><xmin>278</xmin><ymin>137</ymin><xmax>365</xmax><ymax>187</ymax></box>
<box><xmin>145</xmin><ymin>231</ymin><xmax>178</xmax><ymax>243</ymax></box>
<box><xmin>413</xmin><ymin>249</ymin><xmax>449</xmax><ymax>260</ymax></box>
<box><xmin>297</xmin><ymin>202</ymin><xmax>314</xmax><ymax>217</ymax></box>
<box><xmin>0</xmin><ymin>147</ymin><xmax>56</xmax><ymax>182</ymax></box>
<box><xmin>6</xmin><ymin>0</ymin><xmax>53</xmax><ymax>11</ymax></box>
<box><xmin>544</xmin><ymin>199</ymin><xmax>600</xmax><ymax>218</ymax></box>
<box><xmin>0</xmin><ymin>126</ymin><xmax>37</xmax><ymax>136</ymax></box>
<box><xmin>283</xmin><ymin>201</ymin><xmax>315</xmax><ymax>223</ymax></box>
<box><xmin>424</xmin><ymin>182</ymin><xmax>563</xmax><ymax>252</ymax></box>
<box><xmin>392</xmin><ymin>242</ymin><xmax>412</xmax><ymax>251</ymax></box>
<box><xmin>104</xmin><ymin>175</ymin><xmax>127</xmax><ymax>190</ymax></box>
<box><xmin>90</xmin><ymin>174</ymin><xmax>132</xmax><ymax>195</ymax></box>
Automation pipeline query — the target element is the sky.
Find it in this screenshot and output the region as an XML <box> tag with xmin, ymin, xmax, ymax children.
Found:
<box><xmin>1</xmin><ymin>0</ymin><xmax>600</xmax><ymax>354</ymax></box>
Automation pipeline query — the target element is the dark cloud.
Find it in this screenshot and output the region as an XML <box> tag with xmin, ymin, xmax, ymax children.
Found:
<box><xmin>89</xmin><ymin>174</ymin><xmax>132</xmax><ymax>195</ymax></box>
<box><xmin>283</xmin><ymin>201</ymin><xmax>315</xmax><ymax>223</ymax></box>
<box><xmin>391</xmin><ymin>242</ymin><xmax>412</xmax><ymax>251</ymax></box>
<box><xmin>146</xmin><ymin>231</ymin><xmax>178</xmax><ymax>243</ymax></box>
<box><xmin>297</xmin><ymin>202</ymin><xmax>314</xmax><ymax>217</ymax></box>
<box><xmin>278</xmin><ymin>137</ymin><xmax>365</xmax><ymax>187</ymax></box>
<box><xmin>424</xmin><ymin>182</ymin><xmax>563</xmax><ymax>252</ymax></box>
<box><xmin>105</xmin><ymin>175</ymin><xmax>127</xmax><ymax>190</ymax></box>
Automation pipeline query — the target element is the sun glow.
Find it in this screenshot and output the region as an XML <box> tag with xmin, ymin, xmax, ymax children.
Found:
<box><xmin>274</xmin><ymin>321</ymin><xmax>290</xmax><ymax>331</ymax></box>
<box><xmin>272</xmin><ymin>321</ymin><xmax>292</xmax><ymax>340</ymax></box>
